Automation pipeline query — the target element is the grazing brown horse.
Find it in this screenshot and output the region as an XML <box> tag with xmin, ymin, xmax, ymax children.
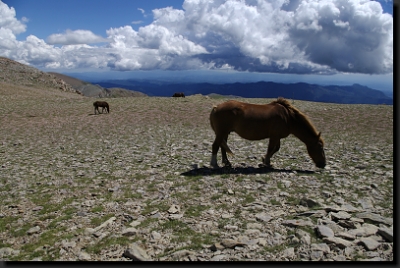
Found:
<box><xmin>172</xmin><ymin>92</ymin><xmax>185</xmax><ymax>98</ymax></box>
<box><xmin>93</xmin><ymin>101</ymin><xmax>109</xmax><ymax>114</ymax></box>
<box><xmin>209</xmin><ymin>97</ymin><xmax>325</xmax><ymax>169</ymax></box>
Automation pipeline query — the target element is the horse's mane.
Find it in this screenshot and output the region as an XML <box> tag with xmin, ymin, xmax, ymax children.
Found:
<box><xmin>274</xmin><ymin>98</ymin><xmax>323</xmax><ymax>143</ymax></box>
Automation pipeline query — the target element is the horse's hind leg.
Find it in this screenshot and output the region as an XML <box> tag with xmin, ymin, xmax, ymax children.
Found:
<box><xmin>210</xmin><ymin>135</ymin><xmax>224</xmax><ymax>168</ymax></box>
<box><xmin>221</xmin><ymin>135</ymin><xmax>232</xmax><ymax>167</ymax></box>
<box><xmin>262</xmin><ymin>138</ymin><xmax>280</xmax><ymax>167</ymax></box>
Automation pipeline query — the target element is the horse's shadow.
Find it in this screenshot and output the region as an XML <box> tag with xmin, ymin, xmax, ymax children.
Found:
<box><xmin>181</xmin><ymin>165</ymin><xmax>315</xmax><ymax>176</ymax></box>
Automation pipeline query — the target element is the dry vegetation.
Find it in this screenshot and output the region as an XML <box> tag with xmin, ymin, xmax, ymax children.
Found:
<box><xmin>0</xmin><ymin>81</ymin><xmax>393</xmax><ymax>261</ymax></box>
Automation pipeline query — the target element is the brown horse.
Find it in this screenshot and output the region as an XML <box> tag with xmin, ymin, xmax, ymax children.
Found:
<box><xmin>93</xmin><ymin>101</ymin><xmax>109</xmax><ymax>114</ymax></box>
<box><xmin>209</xmin><ymin>98</ymin><xmax>325</xmax><ymax>169</ymax></box>
<box><xmin>172</xmin><ymin>92</ymin><xmax>185</xmax><ymax>98</ymax></box>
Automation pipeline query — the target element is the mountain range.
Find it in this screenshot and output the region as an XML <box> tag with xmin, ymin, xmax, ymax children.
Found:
<box><xmin>0</xmin><ymin>56</ymin><xmax>392</xmax><ymax>104</ymax></box>
<box><xmin>94</xmin><ymin>79</ymin><xmax>393</xmax><ymax>105</ymax></box>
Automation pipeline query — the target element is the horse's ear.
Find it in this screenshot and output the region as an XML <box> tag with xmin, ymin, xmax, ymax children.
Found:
<box><xmin>318</xmin><ymin>132</ymin><xmax>321</xmax><ymax>138</ymax></box>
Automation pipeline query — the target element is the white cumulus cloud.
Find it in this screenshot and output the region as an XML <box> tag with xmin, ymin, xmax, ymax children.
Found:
<box><xmin>0</xmin><ymin>0</ymin><xmax>393</xmax><ymax>75</ymax></box>
<box><xmin>46</xmin><ymin>29</ymin><xmax>109</xmax><ymax>45</ymax></box>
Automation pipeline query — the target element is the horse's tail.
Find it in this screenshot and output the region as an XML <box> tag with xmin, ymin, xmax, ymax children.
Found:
<box><xmin>221</xmin><ymin>139</ymin><xmax>234</xmax><ymax>156</ymax></box>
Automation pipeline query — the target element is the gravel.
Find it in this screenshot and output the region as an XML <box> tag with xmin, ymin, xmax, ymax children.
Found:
<box><xmin>0</xmin><ymin>82</ymin><xmax>393</xmax><ymax>261</ymax></box>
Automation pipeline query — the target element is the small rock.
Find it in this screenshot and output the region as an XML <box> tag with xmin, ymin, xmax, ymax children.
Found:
<box><xmin>282</xmin><ymin>247</ymin><xmax>295</xmax><ymax>259</ymax></box>
<box><xmin>151</xmin><ymin>231</ymin><xmax>161</xmax><ymax>241</ymax></box>
<box><xmin>209</xmin><ymin>243</ymin><xmax>224</xmax><ymax>251</ymax></box>
<box><xmin>221</xmin><ymin>239</ymin><xmax>247</xmax><ymax>249</ymax></box>
<box><xmin>168</xmin><ymin>204</ymin><xmax>180</xmax><ymax>214</ymax></box>
<box><xmin>27</xmin><ymin>226</ymin><xmax>41</xmax><ymax>235</ymax></box>
<box><xmin>310</xmin><ymin>250</ymin><xmax>324</xmax><ymax>260</ymax></box>
<box><xmin>122</xmin><ymin>228</ymin><xmax>138</xmax><ymax>237</ymax></box>
<box><xmin>78</xmin><ymin>252</ymin><xmax>91</xmax><ymax>261</ymax></box>
<box><xmin>300</xmin><ymin>197</ymin><xmax>320</xmax><ymax>208</ymax></box>
<box><xmin>123</xmin><ymin>243</ymin><xmax>151</xmax><ymax>261</ymax></box>
<box><xmin>210</xmin><ymin>254</ymin><xmax>228</xmax><ymax>261</ymax></box>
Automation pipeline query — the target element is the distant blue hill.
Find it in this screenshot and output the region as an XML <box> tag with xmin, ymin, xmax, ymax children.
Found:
<box><xmin>94</xmin><ymin>79</ymin><xmax>392</xmax><ymax>105</ymax></box>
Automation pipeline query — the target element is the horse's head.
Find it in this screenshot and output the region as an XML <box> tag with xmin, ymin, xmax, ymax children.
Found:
<box><xmin>307</xmin><ymin>132</ymin><xmax>326</xmax><ymax>168</ymax></box>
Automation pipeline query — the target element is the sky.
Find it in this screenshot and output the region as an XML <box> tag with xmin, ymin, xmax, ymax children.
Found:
<box><xmin>0</xmin><ymin>0</ymin><xmax>394</xmax><ymax>93</ymax></box>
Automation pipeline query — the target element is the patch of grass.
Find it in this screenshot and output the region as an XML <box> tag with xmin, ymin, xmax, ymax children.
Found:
<box><xmin>185</xmin><ymin>205</ymin><xmax>209</xmax><ymax>217</ymax></box>
<box><xmin>90</xmin><ymin>213</ymin><xmax>115</xmax><ymax>227</ymax></box>
<box><xmin>211</xmin><ymin>194</ymin><xmax>222</xmax><ymax>201</ymax></box>
<box><xmin>241</xmin><ymin>193</ymin><xmax>256</xmax><ymax>205</ymax></box>
<box><xmin>137</xmin><ymin>217</ymin><xmax>158</xmax><ymax>229</ymax></box>
<box><xmin>141</xmin><ymin>200</ymin><xmax>170</xmax><ymax>215</ymax></box>
<box><xmin>123</xmin><ymin>191</ymin><xmax>142</xmax><ymax>200</ymax></box>
<box><xmin>270</xmin><ymin>199</ymin><xmax>280</xmax><ymax>206</ymax></box>
<box><xmin>91</xmin><ymin>205</ymin><xmax>104</xmax><ymax>213</ymax></box>
<box><xmin>85</xmin><ymin>236</ymin><xmax>132</xmax><ymax>254</ymax></box>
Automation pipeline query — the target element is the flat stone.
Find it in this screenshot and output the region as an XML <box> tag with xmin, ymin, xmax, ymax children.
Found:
<box><xmin>323</xmin><ymin>237</ymin><xmax>353</xmax><ymax>249</ymax></box>
<box><xmin>210</xmin><ymin>254</ymin><xmax>228</xmax><ymax>261</ymax></box>
<box><xmin>316</xmin><ymin>225</ymin><xmax>334</xmax><ymax>238</ymax></box>
<box><xmin>282</xmin><ymin>219</ymin><xmax>313</xmax><ymax>227</ymax></box>
<box><xmin>338</xmin><ymin>220</ymin><xmax>358</xmax><ymax>229</ymax></box>
<box><xmin>336</xmin><ymin>232</ymin><xmax>356</xmax><ymax>240</ymax></box>
<box><xmin>297</xmin><ymin>210</ymin><xmax>326</xmax><ymax>218</ymax></box>
<box><xmin>359</xmin><ymin>237</ymin><xmax>380</xmax><ymax>251</ymax></box>
<box><xmin>330</xmin><ymin>211</ymin><xmax>352</xmax><ymax>220</ymax></box>
<box><xmin>356</xmin><ymin>212</ymin><xmax>392</xmax><ymax>225</ymax></box>
<box><xmin>255</xmin><ymin>213</ymin><xmax>272</xmax><ymax>223</ymax></box>
<box><xmin>377</xmin><ymin>226</ymin><xmax>393</xmax><ymax>242</ymax></box>
<box><xmin>310</xmin><ymin>243</ymin><xmax>330</xmax><ymax>253</ymax></box>
<box><xmin>348</xmin><ymin>223</ymin><xmax>378</xmax><ymax>237</ymax></box>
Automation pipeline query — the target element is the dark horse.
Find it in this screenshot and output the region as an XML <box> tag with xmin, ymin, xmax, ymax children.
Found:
<box><xmin>93</xmin><ymin>101</ymin><xmax>110</xmax><ymax>114</ymax></box>
<box><xmin>172</xmin><ymin>92</ymin><xmax>185</xmax><ymax>98</ymax></box>
<box><xmin>209</xmin><ymin>98</ymin><xmax>325</xmax><ymax>169</ymax></box>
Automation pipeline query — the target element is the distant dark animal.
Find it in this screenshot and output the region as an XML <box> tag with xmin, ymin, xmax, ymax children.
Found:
<box><xmin>209</xmin><ymin>97</ymin><xmax>325</xmax><ymax>169</ymax></box>
<box><xmin>172</xmin><ymin>92</ymin><xmax>185</xmax><ymax>98</ymax></box>
<box><xmin>93</xmin><ymin>101</ymin><xmax>109</xmax><ymax>114</ymax></box>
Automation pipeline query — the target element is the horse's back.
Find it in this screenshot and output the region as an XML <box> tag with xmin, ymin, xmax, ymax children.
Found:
<box><xmin>211</xmin><ymin>100</ymin><xmax>290</xmax><ymax>139</ymax></box>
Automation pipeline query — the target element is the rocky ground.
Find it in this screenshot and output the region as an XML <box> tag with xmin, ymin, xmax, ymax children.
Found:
<box><xmin>0</xmin><ymin>83</ymin><xmax>393</xmax><ymax>262</ymax></box>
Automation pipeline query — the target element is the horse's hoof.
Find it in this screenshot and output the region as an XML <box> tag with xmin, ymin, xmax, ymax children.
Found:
<box><xmin>258</xmin><ymin>163</ymin><xmax>272</xmax><ymax>169</ymax></box>
<box><xmin>223</xmin><ymin>162</ymin><xmax>232</xmax><ymax>168</ymax></box>
<box><xmin>210</xmin><ymin>164</ymin><xmax>219</xmax><ymax>169</ymax></box>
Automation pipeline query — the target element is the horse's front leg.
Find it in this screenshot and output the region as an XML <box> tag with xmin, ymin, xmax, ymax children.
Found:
<box><xmin>262</xmin><ymin>138</ymin><xmax>280</xmax><ymax>167</ymax></box>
